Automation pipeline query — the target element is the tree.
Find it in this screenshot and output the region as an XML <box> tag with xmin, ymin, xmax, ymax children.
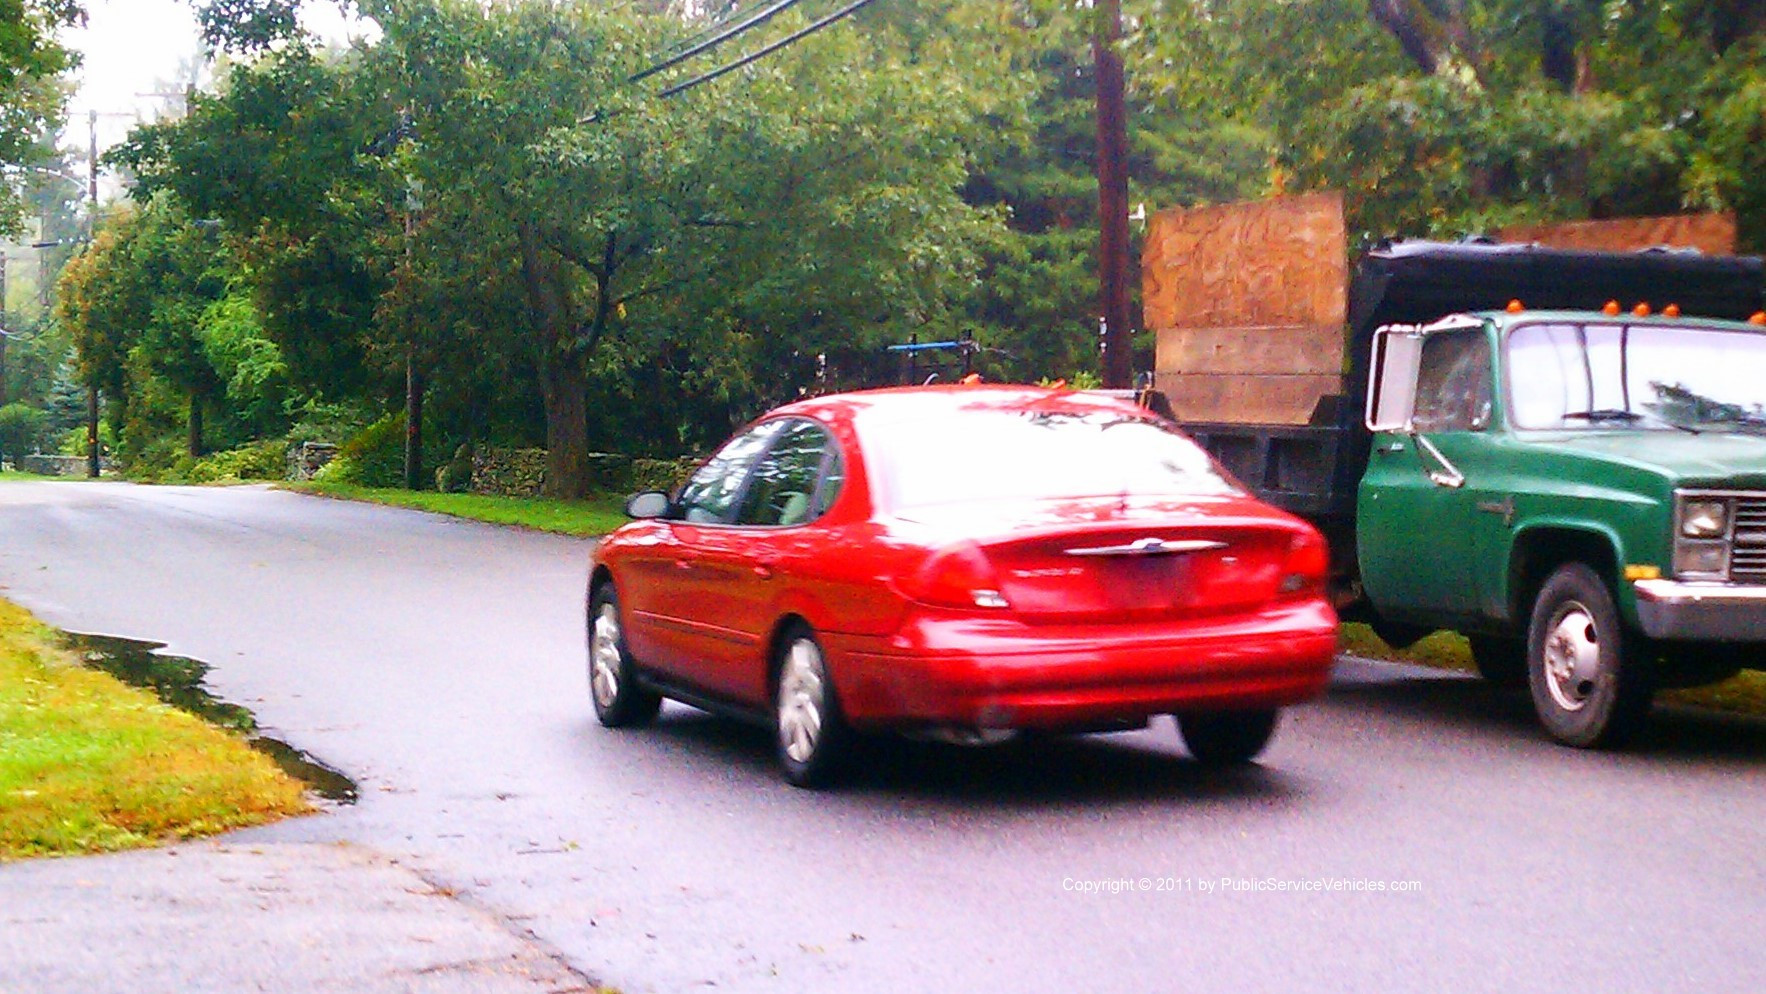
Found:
<box><xmin>0</xmin><ymin>0</ymin><xmax>82</xmax><ymax>235</ymax></box>
<box><xmin>54</xmin><ymin>195</ymin><xmax>249</xmax><ymax>463</ymax></box>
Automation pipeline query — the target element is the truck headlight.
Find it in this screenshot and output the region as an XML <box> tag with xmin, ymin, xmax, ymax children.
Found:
<box><xmin>1681</xmin><ymin>498</ymin><xmax>1730</xmax><ymax>538</ymax></box>
<box><xmin>1674</xmin><ymin>542</ymin><xmax>1729</xmax><ymax>577</ymax></box>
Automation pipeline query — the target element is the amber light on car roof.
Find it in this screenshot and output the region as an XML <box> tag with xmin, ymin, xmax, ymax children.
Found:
<box><xmin>1663</xmin><ymin>304</ymin><xmax>1681</xmax><ymax>317</ymax></box>
<box><xmin>1603</xmin><ymin>300</ymin><xmax>1622</xmax><ymax>316</ymax></box>
<box><xmin>1752</xmin><ymin>312</ymin><xmax>1766</xmax><ymax>326</ymax></box>
<box><xmin>1506</xmin><ymin>299</ymin><xmax>1525</xmax><ymax>313</ymax></box>
<box><xmin>1634</xmin><ymin>302</ymin><xmax>1652</xmax><ymax>317</ymax></box>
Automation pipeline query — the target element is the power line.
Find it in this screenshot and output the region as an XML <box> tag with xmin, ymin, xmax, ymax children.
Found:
<box><xmin>632</xmin><ymin>0</ymin><xmax>808</xmax><ymax>83</ymax></box>
<box><xmin>656</xmin><ymin>0</ymin><xmax>885</xmax><ymax>100</ymax></box>
<box><xmin>655</xmin><ymin>0</ymin><xmax>791</xmax><ymax>59</ymax></box>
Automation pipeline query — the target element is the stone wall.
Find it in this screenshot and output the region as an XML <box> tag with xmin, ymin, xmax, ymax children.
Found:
<box><xmin>286</xmin><ymin>442</ymin><xmax>338</xmax><ymax>481</ymax></box>
<box><xmin>17</xmin><ymin>454</ymin><xmax>111</xmax><ymax>476</ymax></box>
<box><xmin>465</xmin><ymin>449</ymin><xmax>701</xmax><ymax>497</ymax></box>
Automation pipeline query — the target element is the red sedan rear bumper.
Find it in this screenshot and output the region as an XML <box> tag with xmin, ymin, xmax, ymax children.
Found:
<box><xmin>829</xmin><ymin>600</ymin><xmax>1337</xmax><ymax>732</ymax></box>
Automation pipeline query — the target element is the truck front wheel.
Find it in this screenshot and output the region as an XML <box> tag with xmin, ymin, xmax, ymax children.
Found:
<box><xmin>1526</xmin><ymin>564</ymin><xmax>1654</xmax><ymax>748</ymax></box>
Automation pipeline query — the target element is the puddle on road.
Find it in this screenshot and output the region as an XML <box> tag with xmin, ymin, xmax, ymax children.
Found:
<box><xmin>62</xmin><ymin>632</ymin><xmax>360</xmax><ymax>805</ymax></box>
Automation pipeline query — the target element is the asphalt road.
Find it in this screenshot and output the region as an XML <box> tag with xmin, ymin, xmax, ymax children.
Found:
<box><xmin>2</xmin><ymin>480</ymin><xmax>1763</xmax><ymax>994</ymax></box>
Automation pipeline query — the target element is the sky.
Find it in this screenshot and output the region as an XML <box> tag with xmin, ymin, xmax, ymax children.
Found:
<box><xmin>61</xmin><ymin>0</ymin><xmax>375</xmax><ymax>186</ymax></box>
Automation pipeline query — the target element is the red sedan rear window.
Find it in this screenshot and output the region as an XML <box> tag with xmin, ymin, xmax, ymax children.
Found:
<box><xmin>859</xmin><ymin>409</ymin><xmax>1241</xmax><ymax>510</ymax></box>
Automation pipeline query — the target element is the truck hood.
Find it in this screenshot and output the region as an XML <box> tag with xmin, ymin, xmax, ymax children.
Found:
<box><xmin>1531</xmin><ymin>430</ymin><xmax>1766</xmax><ymax>488</ymax></box>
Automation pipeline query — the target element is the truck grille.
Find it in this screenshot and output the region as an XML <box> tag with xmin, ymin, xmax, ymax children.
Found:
<box><xmin>1734</xmin><ymin>497</ymin><xmax>1766</xmax><ymax>582</ymax></box>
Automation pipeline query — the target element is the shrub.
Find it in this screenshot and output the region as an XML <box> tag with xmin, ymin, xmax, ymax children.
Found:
<box><xmin>335</xmin><ymin>414</ymin><xmax>408</xmax><ymax>489</ymax></box>
<box><xmin>0</xmin><ymin>404</ymin><xmax>49</xmax><ymax>463</ymax></box>
<box><xmin>181</xmin><ymin>441</ymin><xmax>287</xmax><ymax>484</ymax></box>
<box><xmin>435</xmin><ymin>444</ymin><xmax>473</xmax><ymax>494</ymax></box>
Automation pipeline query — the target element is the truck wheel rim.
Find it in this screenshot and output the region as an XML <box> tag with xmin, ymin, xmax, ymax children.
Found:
<box><xmin>778</xmin><ymin>640</ymin><xmax>825</xmax><ymax>764</ymax></box>
<box><xmin>591</xmin><ymin>603</ymin><xmax>622</xmax><ymax>709</ymax></box>
<box><xmin>1543</xmin><ymin>601</ymin><xmax>1600</xmax><ymax>712</ymax></box>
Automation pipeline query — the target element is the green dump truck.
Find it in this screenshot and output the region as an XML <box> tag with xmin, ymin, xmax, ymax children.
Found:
<box><xmin>1145</xmin><ymin>195</ymin><xmax>1766</xmax><ymax>746</ymax></box>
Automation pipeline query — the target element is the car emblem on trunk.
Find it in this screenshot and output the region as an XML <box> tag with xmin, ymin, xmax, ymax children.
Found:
<box><xmin>1063</xmin><ymin>537</ymin><xmax>1228</xmax><ymax>557</ymax></box>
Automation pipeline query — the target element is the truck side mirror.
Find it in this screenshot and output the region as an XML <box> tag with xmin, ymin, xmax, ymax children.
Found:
<box><xmin>1366</xmin><ymin>326</ymin><xmax>1425</xmax><ymax>433</ymax></box>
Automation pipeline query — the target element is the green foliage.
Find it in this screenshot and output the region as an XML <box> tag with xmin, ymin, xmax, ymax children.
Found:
<box><xmin>85</xmin><ymin>0</ymin><xmax>1766</xmax><ymax>493</ymax></box>
<box><xmin>176</xmin><ymin>440</ymin><xmax>286</xmax><ymax>484</ymax></box>
<box><xmin>1136</xmin><ymin>1</ymin><xmax>1766</xmax><ymax>245</ymax></box>
<box><xmin>333</xmin><ymin>413</ymin><xmax>408</xmax><ymax>489</ymax></box>
<box><xmin>0</xmin><ymin>1</ymin><xmax>82</xmax><ymax>236</ymax></box>
<box><xmin>0</xmin><ymin>403</ymin><xmax>48</xmax><ymax>461</ymax></box>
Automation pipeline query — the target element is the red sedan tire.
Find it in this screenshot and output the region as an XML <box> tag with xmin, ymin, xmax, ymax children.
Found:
<box><xmin>587</xmin><ymin>582</ymin><xmax>663</xmax><ymax>728</ymax></box>
<box><xmin>1177</xmin><ymin>709</ymin><xmax>1279</xmax><ymax>766</ymax></box>
<box><xmin>774</xmin><ymin>625</ymin><xmax>854</xmax><ymax>789</ymax></box>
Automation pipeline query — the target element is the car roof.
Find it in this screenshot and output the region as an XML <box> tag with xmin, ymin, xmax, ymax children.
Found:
<box><xmin>767</xmin><ymin>384</ymin><xmax>1152</xmax><ymax>424</ymax></box>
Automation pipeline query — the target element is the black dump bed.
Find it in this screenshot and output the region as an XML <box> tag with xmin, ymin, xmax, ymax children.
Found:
<box><xmin>1183</xmin><ymin>240</ymin><xmax>1766</xmax><ymax>527</ymax></box>
<box><xmin>1349</xmin><ymin>239</ymin><xmax>1765</xmax><ymax>344</ymax></box>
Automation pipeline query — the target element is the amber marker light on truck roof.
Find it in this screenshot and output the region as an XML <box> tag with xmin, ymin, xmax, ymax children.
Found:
<box><xmin>1506</xmin><ymin>299</ymin><xmax>1525</xmax><ymax>313</ymax></box>
<box><xmin>1752</xmin><ymin>312</ymin><xmax>1766</xmax><ymax>326</ymax></box>
<box><xmin>1663</xmin><ymin>304</ymin><xmax>1681</xmax><ymax>317</ymax></box>
<box><xmin>1634</xmin><ymin>302</ymin><xmax>1653</xmax><ymax>317</ymax></box>
<box><xmin>1603</xmin><ymin>300</ymin><xmax>1622</xmax><ymax>315</ymax></box>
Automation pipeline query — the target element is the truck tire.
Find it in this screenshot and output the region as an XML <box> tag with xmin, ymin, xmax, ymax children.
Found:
<box><xmin>1467</xmin><ymin>635</ymin><xmax>1527</xmax><ymax>689</ymax></box>
<box><xmin>1526</xmin><ymin>564</ymin><xmax>1654</xmax><ymax>748</ymax></box>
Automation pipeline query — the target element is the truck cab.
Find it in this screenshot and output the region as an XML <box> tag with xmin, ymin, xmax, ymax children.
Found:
<box><xmin>1362</xmin><ymin>307</ymin><xmax>1766</xmax><ymax>745</ymax></box>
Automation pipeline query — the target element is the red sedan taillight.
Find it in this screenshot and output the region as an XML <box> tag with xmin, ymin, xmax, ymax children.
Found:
<box><xmin>1277</xmin><ymin>530</ymin><xmax>1329</xmax><ymax>598</ymax></box>
<box><xmin>900</xmin><ymin>541</ymin><xmax>1011</xmax><ymax>610</ymax></box>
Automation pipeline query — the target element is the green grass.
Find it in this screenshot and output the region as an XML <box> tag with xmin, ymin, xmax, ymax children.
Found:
<box><xmin>1339</xmin><ymin>621</ymin><xmax>1766</xmax><ymax>716</ymax></box>
<box><xmin>284</xmin><ymin>481</ymin><xmax>630</xmax><ymax>537</ymax></box>
<box><xmin>0</xmin><ymin>599</ymin><xmax>310</xmax><ymax>861</ymax></box>
<box><xmin>0</xmin><ymin>469</ymin><xmax>60</xmax><ymax>482</ymax></box>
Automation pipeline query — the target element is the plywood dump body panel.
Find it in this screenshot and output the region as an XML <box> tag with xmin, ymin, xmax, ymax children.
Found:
<box><xmin>1498</xmin><ymin>213</ymin><xmax>1736</xmax><ymax>256</ymax></box>
<box><xmin>1143</xmin><ymin>193</ymin><xmax>1349</xmax><ymax>425</ymax></box>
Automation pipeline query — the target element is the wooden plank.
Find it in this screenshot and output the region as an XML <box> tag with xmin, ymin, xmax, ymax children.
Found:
<box><xmin>1156</xmin><ymin>324</ymin><xmax>1344</xmax><ymax>376</ymax></box>
<box><xmin>1497</xmin><ymin>213</ymin><xmax>1736</xmax><ymax>255</ymax></box>
<box><xmin>1155</xmin><ymin>371</ymin><xmax>1344</xmax><ymax>426</ymax></box>
<box><xmin>1142</xmin><ymin>192</ymin><xmax>1348</xmax><ymax>332</ymax></box>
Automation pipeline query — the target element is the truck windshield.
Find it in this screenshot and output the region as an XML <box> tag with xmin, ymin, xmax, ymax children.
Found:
<box><xmin>1507</xmin><ymin>322</ymin><xmax>1766</xmax><ymax>431</ymax></box>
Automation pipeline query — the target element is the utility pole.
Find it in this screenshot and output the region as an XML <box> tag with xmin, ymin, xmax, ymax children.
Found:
<box><xmin>1093</xmin><ymin>0</ymin><xmax>1133</xmax><ymax>390</ymax></box>
<box><xmin>86</xmin><ymin>109</ymin><xmax>101</xmax><ymax>478</ymax></box>
<box><xmin>0</xmin><ymin>253</ymin><xmax>9</xmax><ymax>407</ymax></box>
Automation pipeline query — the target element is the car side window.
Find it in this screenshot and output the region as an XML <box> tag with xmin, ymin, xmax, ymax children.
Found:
<box><xmin>735</xmin><ymin>420</ymin><xmax>839</xmax><ymax>527</ymax></box>
<box><xmin>676</xmin><ymin>422</ymin><xmax>784</xmax><ymax>523</ymax></box>
<box><xmin>1412</xmin><ymin>329</ymin><xmax>1493</xmax><ymax>432</ymax></box>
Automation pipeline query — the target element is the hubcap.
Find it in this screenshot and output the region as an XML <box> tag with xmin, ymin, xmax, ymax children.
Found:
<box><xmin>1543</xmin><ymin>601</ymin><xmax>1601</xmax><ymax>712</ymax></box>
<box><xmin>590</xmin><ymin>602</ymin><xmax>623</xmax><ymax>709</ymax></box>
<box><xmin>777</xmin><ymin>639</ymin><xmax>826</xmax><ymax>764</ymax></box>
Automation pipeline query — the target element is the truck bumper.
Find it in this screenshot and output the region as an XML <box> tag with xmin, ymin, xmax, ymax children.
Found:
<box><xmin>1632</xmin><ymin>579</ymin><xmax>1766</xmax><ymax>641</ymax></box>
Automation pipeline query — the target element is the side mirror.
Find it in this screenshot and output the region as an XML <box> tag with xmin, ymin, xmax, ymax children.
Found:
<box><xmin>1366</xmin><ymin>326</ymin><xmax>1425</xmax><ymax>433</ymax></box>
<box><xmin>624</xmin><ymin>491</ymin><xmax>672</xmax><ymax>520</ymax></box>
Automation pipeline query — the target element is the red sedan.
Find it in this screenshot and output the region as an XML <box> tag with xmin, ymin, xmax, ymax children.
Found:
<box><xmin>587</xmin><ymin>385</ymin><xmax>1337</xmax><ymax>786</ymax></box>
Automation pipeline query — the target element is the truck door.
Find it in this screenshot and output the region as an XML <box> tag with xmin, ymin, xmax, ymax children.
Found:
<box><xmin>1358</xmin><ymin>327</ymin><xmax>1497</xmax><ymax>619</ymax></box>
